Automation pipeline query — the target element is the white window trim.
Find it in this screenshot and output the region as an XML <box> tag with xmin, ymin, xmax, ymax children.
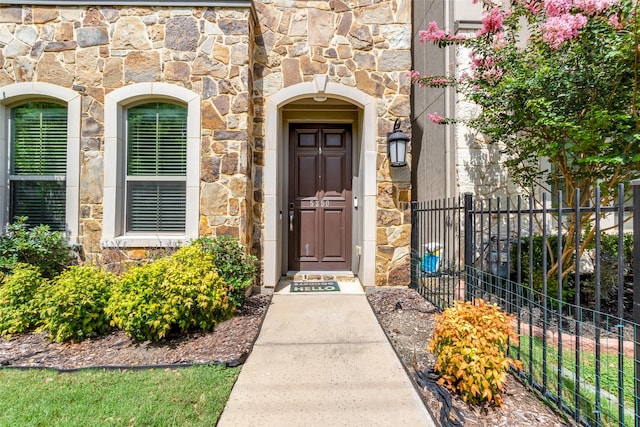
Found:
<box><xmin>0</xmin><ymin>82</ymin><xmax>81</xmax><ymax>244</ymax></box>
<box><xmin>102</xmin><ymin>83</ymin><xmax>200</xmax><ymax>247</ymax></box>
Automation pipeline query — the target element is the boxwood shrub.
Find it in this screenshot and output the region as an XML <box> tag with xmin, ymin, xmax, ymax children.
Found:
<box><xmin>39</xmin><ymin>265</ymin><xmax>115</xmax><ymax>343</ymax></box>
<box><xmin>0</xmin><ymin>263</ymin><xmax>45</xmax><ymax>338</ymax></box>
<box><xmin>106</xmin><ymin>244</ymin><xmax>233</xmax><ymax>341</ymax></box>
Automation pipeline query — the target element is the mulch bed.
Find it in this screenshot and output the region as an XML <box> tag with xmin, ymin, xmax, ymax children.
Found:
<box><xmin>367</xmin><ymin>288</ymin><xmax>575</xmax><ymax>427</ymax></box>
<box><xmin>0</xmin><ymin>294</ymin><xmax>271</xmax><ymax>371</ymax></box>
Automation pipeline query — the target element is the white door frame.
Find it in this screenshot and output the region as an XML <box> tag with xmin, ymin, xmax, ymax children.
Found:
<box><xmin>263</xmin><ymin>75</ymin><xmax>377</xmax><ymax>287</ymax></box>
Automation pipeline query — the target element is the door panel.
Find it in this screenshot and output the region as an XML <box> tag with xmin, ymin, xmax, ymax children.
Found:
<box><xmin>298</xmin><ymin>208</ymin><xmax>318</xmax><ymax>261</ymax></box>
<box><xmin>323</xmin><ymin>154</ymin><xmax>346</xmax><ymax>197</ymax></box>
<box><xmin>296</xmin><ymin>154</ymin><xmax>318</xmax><ymax>198</ymax></box>
<box><xmin>288</xmin><ymin>124</ymin><xmax>352</xmax><ymax>271</ymax></box>
<box><xmin>322</xmin><ymin>208</ymin><xmax>345</xmax><ymax>259</ymax></box>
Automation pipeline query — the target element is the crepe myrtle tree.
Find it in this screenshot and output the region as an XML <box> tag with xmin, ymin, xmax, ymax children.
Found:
<box><xmin>413</xmin><ymin>0</ymin><xmax>640</xmax><ymax>278</ymax></box>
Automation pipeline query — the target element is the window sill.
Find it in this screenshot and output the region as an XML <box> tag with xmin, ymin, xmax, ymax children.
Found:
<box><xmin>101</xmin><ymin>235</ymin><xmax>193</xmax><ymax>248</ymax></box>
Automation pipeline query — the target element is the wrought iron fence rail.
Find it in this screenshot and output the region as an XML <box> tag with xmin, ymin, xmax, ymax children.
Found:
<box><xmin>411</xmin><ymin>183</ymin><xmax>640</xmax><ymax>427</ymax></box>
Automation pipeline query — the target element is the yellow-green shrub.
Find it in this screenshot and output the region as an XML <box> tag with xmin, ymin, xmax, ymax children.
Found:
<box><xmin>428</xmin><ymin>299</ymin><xmax>522</xmax><ymax>407</ymax></box>
<box><xmin>39</xmin><ymin>265</ymin><xmax>115</xmax><ymax>343</ymax></box>
<box><xmin>0</xmin><ymin>264</ymin><xmax>45</xmax><ymax>338</ymax></box>
<box><xmin>106</xmin><ymin>244</ymin><xmax>233</xmax><ymax>341</ymax></box>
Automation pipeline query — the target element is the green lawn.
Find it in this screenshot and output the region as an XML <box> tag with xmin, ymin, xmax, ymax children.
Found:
<box><xmin>513</xmin><ymin>335</ymin><xmax>634</xmax><ymax>427</ymax></box>
<box><xmin>0</xmin><ymin>365</ymin><xmax>239</xmax><ymax>426</ymax></box>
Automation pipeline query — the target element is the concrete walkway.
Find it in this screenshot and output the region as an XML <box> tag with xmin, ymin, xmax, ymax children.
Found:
<box><xmin>217</xmin><ymin>291</ymin><xmax>436</xmax><ymax>426</ymax></box>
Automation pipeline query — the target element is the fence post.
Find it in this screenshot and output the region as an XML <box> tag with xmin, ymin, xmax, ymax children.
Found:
<box><xmin>464</xmin><ymin>193</ymin><xmax>473</xmax><ymax>302</ymax></box>
<box><xmin>632</xmin><ymin>179</ymin><xmax>640</xmax><ymax>427</ymax></box>
<box><xmin>410</xmin><ymin>201</ymin><xmax>418</xmax><ymax>289</ymax></box>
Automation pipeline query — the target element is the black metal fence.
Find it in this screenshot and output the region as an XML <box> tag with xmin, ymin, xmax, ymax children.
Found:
<box><xmin>410</xmin><ymin>183</ymin><xmax>640</xmax><ymax>427</ymax></box>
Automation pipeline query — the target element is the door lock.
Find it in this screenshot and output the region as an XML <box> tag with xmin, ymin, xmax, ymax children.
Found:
<box><xmin>288</xmin><ymin>202</ymin><xmax>294</xmax><ymax>232</ymax></box>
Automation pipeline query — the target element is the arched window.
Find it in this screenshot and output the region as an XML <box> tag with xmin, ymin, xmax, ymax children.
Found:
<box><xmin>9</xmin><ymin>102</ymin><xmax>68</xmax><ymax>230</ymax></box>
<box><xmin>102</xmin><ymin>83</ymin><xmax>200</xmax><ymax>246</ymax></box>
<box><xmin>0</xmin><ymin>83</ymin><xmax>80</xmax><ymax>242</ymax></box>
<box><xmin>125</xmin><ymin>102</ymin><xmax>187</xmax><ymax>233</ymax></box>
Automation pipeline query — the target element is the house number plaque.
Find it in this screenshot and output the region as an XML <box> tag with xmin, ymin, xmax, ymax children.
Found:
<box><xmin>308</xmin><ymin>200</ymin><xmax>329</xmax><ymax>208</ymax></box>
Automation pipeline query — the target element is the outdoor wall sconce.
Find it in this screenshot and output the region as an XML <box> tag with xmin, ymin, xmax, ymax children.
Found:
<box><xmin>387</xmin><ymin>118</ymin><xmax>408</xmax><ymax>167</ymax></box>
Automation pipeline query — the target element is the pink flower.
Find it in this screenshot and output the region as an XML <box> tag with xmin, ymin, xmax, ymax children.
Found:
<box><xmin>470</xmin><ymin>52</ymin><xmax>484</xmax><ymax>69</ymax></box>
<box><xmin>544</xmin><ymin>0</ymin><xmax>573</xmax><ymax>17</ymax></box>
<box><xmin>574</xmin><ymin>0</ymin><xmax>618</xmax><ymax>15</ymax></box>
<box><xmin>520</xmin><ymin>0</ymin><xmax>544</xmax><ymax>14</ymax></box>
<box><xmin>477</xmin><ymin>8</ymin><xmax>505</xmax><ymax>36</ymax></box>
<box><xmin>408</xmin><ymin>70</ymin><xmax>422</xmax><ymax>79</ymax></box>
<box><xmin>419</xmin><ymin>22</ymin><xmax>447</xmax><ymax>44</ymax></box>
<box><xmin>540</xmin><ymin>13</ymin><xmax>588</xmax><ymax>49</ymax></box>
<box><xmin>428</xmin><ymin>113</ymin><xmax>447</xmax><ymax>124</ymax></box>
<box><xmin>482</xmin><ymin>67</ymin><xmax>503</xmax><ymax>81</ymax></box>
<box><xmin>470</xmin><ymin>52</ymin><xmax>496</xmax><ymax>70</ymax></box>
<box><xmin>419</xmin><ymin>21</ymin><xmax>467</xmax><ymax>45</ymax></box>
<box><xmin>492</xmin><ymin>31</ymin><xmax>507</xmax><ymax>49</ymax></box>
<box><xmin>608</xmin><ymin>13</ymin><xmax>624</xmax><ymax>29</ymax></box>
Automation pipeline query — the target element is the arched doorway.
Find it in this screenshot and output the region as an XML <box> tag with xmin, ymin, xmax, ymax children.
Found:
<box><xmin>263</xmin><ymin>76</ymin><xmax>377</xmax><ymax>288</ymax></box>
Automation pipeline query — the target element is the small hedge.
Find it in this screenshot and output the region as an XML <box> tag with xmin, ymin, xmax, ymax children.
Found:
<box><xmin>0</xmin><ymin>217</ymin><xmax>74</xmax><ymax>278</ymax></box>
<box><xmin>39</xmin><ymin>265</ymin><xmax>115</xmax><ymax>343</ymax></box>
<box><xmin>428</xmin><ymin>299</ymin><xmax>522</xmax><ymax>407</ymax></box>
<box><xmin>197</xmin><ymin>236</ymin><xmax>257</xmax><ymax>308</ymax></box>
<box><xmin>0</xmin><ymin>238</ymin><xmax>254</xmax><ymax>343</ymax></box>
<box><xmin>106</xmin><ymin>244</ymin><xmax>233</xmax><ymax>341</ymax></box>
<box><xmin>0</xmin><ymin>264</ymin><xmax>45</xmax><ymax>338</ymax></box>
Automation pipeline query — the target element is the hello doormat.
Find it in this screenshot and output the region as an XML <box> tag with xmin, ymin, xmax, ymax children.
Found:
<box><xmin>290</xmin><ymin>281</ymin><xmax>340</xmax><ymax>293</ymax></box>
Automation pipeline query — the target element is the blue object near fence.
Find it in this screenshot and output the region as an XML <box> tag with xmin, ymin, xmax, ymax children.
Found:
<box><xmin>421</xmin><ymin>243</ymin><xmax>442</xmax><ymax>274</ymax></box>
<box><xmin>421</xmin><ymin>253</ymin><xmax>440</xmax><ymax>273</ymax></box>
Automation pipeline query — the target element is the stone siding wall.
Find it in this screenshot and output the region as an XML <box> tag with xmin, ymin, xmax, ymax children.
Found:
<box><xmin>251</xmin><ymin>0</ymin><xmax>412</xmax><ymax>286</ymax></box>
<box><xmin>0</xmin><ymin>5</ymin><xmax>253</xmax><ymax>254</ymax></box>
<box><xmin>0</xmin><ymin>2</ymin><xmax>414</xmax><ymax>287</ymax></box>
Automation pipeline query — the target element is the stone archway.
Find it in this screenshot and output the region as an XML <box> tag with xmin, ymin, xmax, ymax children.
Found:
<box><xmin>262</xmin><ymin>76</ymin><xmax>378</xmax><ymax>288</ymax></box>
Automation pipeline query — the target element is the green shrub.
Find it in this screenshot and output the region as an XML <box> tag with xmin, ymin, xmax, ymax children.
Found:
<box><xmin>515</xmin><ymin>234</ymin><xmax>574</xmax><ymax>304</ymax></box>
<box><xmin>39</xmin><ymin>265</ymin><xmax>115</xmax><ymax>343</ymax></box>
<box><xmin>0</xmin><ymin>217</ymin><xmax>73</xmax><ymax>278</ymax></box>
<box><xmin>516</xmin><ymin>232</ymin><xmax>634</xmax><ymax>305</ymax></box>
<box><xmin>196</xmin><ymin>236</ymin><xmax>257</xmax><ymax>308</ymax></box>
<box><xmin>428</xmin><ymin>299</ymin><xmax>522</xmax><ymax>407</ymax></box>
<box><xmin>107</xmin><ymin>244</ymin><xmax>233</xmax><ymax>341</ymax></box>
<box><xmin>0</xmin><ymin>264</ymin><xmax>46</xmax><ymax>338</ymax></box>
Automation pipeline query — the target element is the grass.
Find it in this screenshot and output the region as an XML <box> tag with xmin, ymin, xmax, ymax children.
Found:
<box><xmin>0</xmin><ymin>365</ymin><xmax>239</xmax><ymax>426</ymax></box>
<box><xmin>513</xmin><ymin>335</ymin><xmax>634</xmax><ymax>427</ymax></box>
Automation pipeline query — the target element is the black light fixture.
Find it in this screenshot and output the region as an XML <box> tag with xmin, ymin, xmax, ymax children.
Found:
<box><xmin>387</xmin><ymin>118</ymin><xmax>409</xmax><ymax>167</ymax></box>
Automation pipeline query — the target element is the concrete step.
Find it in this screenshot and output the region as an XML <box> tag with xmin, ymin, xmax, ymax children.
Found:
<box><xmin>276</xmin><ymin>272</ymin><xmax>363</xmax><ymax>294</ymax></box>
<box><xmin>285</xmin><ymin>271</ymin><xmax>356</xmax><ymax>283</ymax></box>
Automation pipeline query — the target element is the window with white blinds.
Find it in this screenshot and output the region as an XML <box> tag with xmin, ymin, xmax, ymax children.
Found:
<box><xmin>125</xmin><ymin>102</ymin><xmax>187</xmax><ymax>233</ymax></box>
<box><xmin>10</xmin><ymin>102</ymin><xmax>67</xmax><ymax>231</ymax></box>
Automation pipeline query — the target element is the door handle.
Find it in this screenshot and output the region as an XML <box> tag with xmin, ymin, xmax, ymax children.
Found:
<box><xmin>288</xmin><ymin>202</ymin><xmax>294</xmax><ymax>232</ymax></box>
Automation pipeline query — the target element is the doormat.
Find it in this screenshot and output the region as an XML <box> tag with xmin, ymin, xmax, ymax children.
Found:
<box><xmin>290</xmin><ymin>281</ymin><xmax>340</xmax><ymax>293</ymax></box>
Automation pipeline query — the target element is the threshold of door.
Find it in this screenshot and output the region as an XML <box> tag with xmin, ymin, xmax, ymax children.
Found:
<box><xmin>276</xmin><ymin>272</ymin><xmax>363</xmax><ymax>295</ymax></box>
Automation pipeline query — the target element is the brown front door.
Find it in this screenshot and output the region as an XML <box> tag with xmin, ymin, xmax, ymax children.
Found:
<box><xmin>288</xmin><ymin>123</ymin><xmax>352</xmax><ymax>271</ymax></box>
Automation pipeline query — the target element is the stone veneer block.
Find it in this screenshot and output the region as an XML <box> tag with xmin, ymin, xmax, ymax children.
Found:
<box><xmin>77</xmin><ymin>27</ymin><xmax>109</xmax><ymax>47</ymax></box>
